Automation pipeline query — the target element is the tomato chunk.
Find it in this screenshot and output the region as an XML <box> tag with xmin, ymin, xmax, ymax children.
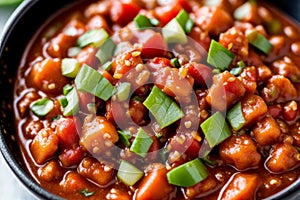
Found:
<box><xmin>110</xmin><ymin>1</ymin><xmax>140</xmax><ymax>26</ymax></box>
<box><xmin>56</xmin><ymin>117</ymin><xmax>81</xmax><ymax>149</ymax></box>
<box><xmin>185</xmin><ymin>62</ymin><xmax>213</xmax><ymax>86</ymax></box>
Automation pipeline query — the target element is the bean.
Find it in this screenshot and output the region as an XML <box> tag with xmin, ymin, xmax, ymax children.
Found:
<box><xmin>291</xmin><ymin>41</ymin><xmax>300</xmax><ymax>56</ymax></box>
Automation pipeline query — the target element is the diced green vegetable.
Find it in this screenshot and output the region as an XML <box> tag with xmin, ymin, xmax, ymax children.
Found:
<box><xmin>63</xmin><ymin>87</ymin><xmax>79</xmax><ymax>116</ymax></box>
<box><xmin>230</xmin><ymin>61</ymin><xmax>245</xmax><ymax>76</ymax></box>
<box><xmin>201</xmin><ymin>151</ymin><xmax>217</xmax><ymax>165</ymax></box>
<box><xmin>134</xmin><ymin>14</ymin><xmax>153</xmax><ymax>30</ymax></box>
<box><xmin>58</xmin><ymin>97</ymin><xmax>68</xmax><ymax>108</ymax></box>
<box><xmin>101</xmin><ymin>61</ymin><xmax>112</xmax><ymax>71</ymax></box>
<box><xmin>200</xmin><ymin>111</ymin><xmax>232</xmax><ymax>148</ymax></box>
<box><xmin>61</xmin><ymin>58</ymin><xmax>80</xmax><ymax>78</ymax></box>
<box><xmin>227</xmin><ymin>102</ymin><xmax>245</xmax><ymax>131</ymax></box>
<box><xmin>117</xmin><ymin>160</ymin><xmax>144</xmax><ymax>186</ymax></box>
<box><xmin>246</xmin><ymin>29</ymin><xmax>273</xmax><ymax>54</ymax></box>
<box><xmin>176</xmin><ymin>9</ymin><xmax>194</xmax><ymax>34</ymax></box>
<box><xmin>80</xmin><ymin>189</ymin><xmax>95</xmax><ymax>197</ymax></box>
<box><xmin>75</xmin><ymin>64</ymin><xmax>114</xmax><ymax>101</ymax></box>
<box><xmin>87</xmin><ymin>103</ymin><xmax>97</xmax><ymax>114</ymax></box>
<box><xmin>63</xmin><ymin>84</ymin><xmax>73</xmax><ymax>96</ymax></box>
<box><xmin>67</xmin><ymin>47</ymin><xmax>81</xmax><ymax>57</ymax></box>
<box><xmin>267</xmin><ymin>19</ymin><xmax>281</xmax><ymax>35</ymax></box>
<box><xmin>143</xmin><ymin>86</ymin><xmax>184</xmax><ymax>128</ymax></box>
<box><xmin>77</xmin><ymin>28</ymin><xmax>109</xmax><ymax>48</ymax></box>
<box><xmin>162</xmin><ymin>18</ymin><xmax>187</xmax><ymax>44</ymax></box>
<box><xmin>150</xmin><ymin>18</ymin><xmax>160</xmax><ymax>26</ymax></box>
<box><xmin>207</xmin><ymin>40</ymin><xmax>235</xmax><ymax>71</ymax></box>
<box><xmin>118</xmin><ymin>130</ymin><xmax>132</xmax><ymax>147</ymax></box>
<box><xmin>130</xmin><ymin>128</ymin><xmax>153</xmax><ymax>157</ymax></box>
<box><xmin>95</xmin><ymin>38</ymin><xmax>116</xmax><ymax>64</ymax></box>
<box><xmin>170</xmin><ymin>58</ymin><xmax>181</xmax><ymax>68</ymax></box>
<box><xmin>167</xmin><ymin>158</ymin><xmax>208</xmax><ymax>187</ymax></box>
<box><xmin>115</xmin><ymin>82</ymin><xmax>131</xmax><ymax>101</ymax></box>
<box><xmin>30</xmin><ymin>98</ymin><xmax>54</xmax><ymax>117</ymax></box>
<box><xmin>234</xmin><ymin>2</ymin><xmax>253</xmax><ymax>20</ymax></box>
<box><xmin>0</xmin><ymin>0</ymin><xmax>23</xmax><ymax>5</ymax></box>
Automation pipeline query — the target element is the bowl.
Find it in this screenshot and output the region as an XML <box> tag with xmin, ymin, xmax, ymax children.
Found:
<box><xmin>0</xmin><ymin>0</ymin><xmax>299</xmax><ymax>199</ymax></box>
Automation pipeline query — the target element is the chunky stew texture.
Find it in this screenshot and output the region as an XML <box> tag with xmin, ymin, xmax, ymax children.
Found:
<box><xmin>14</xmin><ymin>0</ymin><xmax>300</xmax><ymax>199</ymax></box>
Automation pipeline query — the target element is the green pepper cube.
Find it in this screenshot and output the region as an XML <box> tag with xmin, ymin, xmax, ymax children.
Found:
<box><xmin>115</xmin><ymin>82</ymin><xmax>131</xmax><ymax>101</ymax></box>
<box><xmin>200</xmin><ymin>111</ymin><xmax>232</xmax><ymax>148</ymax></box>
<box><xmin>143</xmin><ymin>86</ymin><xmax>184</xmax><ymax>128</ymax></box>
<box><xmin>130</xmin><ymin>128</ymin><xmax>153</xmax><ymax>158</ymax></box>
<box><xmin>117</xmin><ymin>160</ymin><xmax>144</xmax><ymax>186</ymax></box>
<box><xmin>75</xmin><ymin>64</ymin><xmax>114</xmax><ymax>101</ymax></box>
<box><xmin>246</xmin><ymin>29</ymin><xmax>273</xmax><ymax>55</ymax></box>
<box><xmin>176</xmin><ymin>9</ymin><xmax>194</xmax><ymax>34</ymax></box>
<box><xmin>167</xmin><ymin>158</ymin><xmax>208</xmax><ymax>187</ymax></box>
<box><xmin>77</xmin><ymin>28</ymin><xmax>109</xmax><ymax>48</ymax></box>
<box><xmin>61</xmin><ymin>58</ymin><xmax>80</xmax><ymax>78</ymax></box>
<box><xmin>227</xmin><ymin>102</ymin><xmax>246</xmax><ymax>131</ymax></box>
<box><xmin>96</xmin><ymin>38</ymin><xmax>116</xmax><ymax>64</ymax></box>
<box><xmin>134</xmin><ymin>14</ymin><xmax>153</xmax><ymax>30</ymax></box>
<box><xmin>162</xmin><ymin>18</ymin><xmax>188</xmax><ymax>44</ymax></box>
<box><xmin>30</xmin><ymin>98</ymin><xmax>54</xmax><ymax>117</ymax></box>
<box><xmin>207</xmin><ymin>39</ymin><xmax>235</xmax><ymax>71</ymax></box>
<box><xmin>63</xmin><ymin>87</ymin><xmax>79</xmax><ymax>116</ymax></box>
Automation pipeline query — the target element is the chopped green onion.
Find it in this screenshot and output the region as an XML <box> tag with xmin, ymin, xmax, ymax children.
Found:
<box><xmin>267</xmin><ymin>19</ymin><xmax>281</xmax><ymax>35</ymax></box>
<box><xmin>162</xmin><ymin>18</ymin><xmax>188</xmax><ymax>44</ymax></box>
<box><xmin>67</xmin><ymin>47</ymin><xmax>81</xmax><ymax>57</ymax></box>
<box><xmin>75</xmin><ymin>64</ymin><xmax>114</xmax><ymax>101</ymax></box>
<box><xmin>150</xmin><ymin>18</ymin><xmax>160</xmax><ymax>26</ymax></box>
<box><xmin>134</xmin><ymin>14</ymin><xmax>153</xmax><ymax>30</ymax></box>
<box><xmin>212</xmin><ymin>69</ymin><xmax>222</xmax><ymax>74</ymax></box>
<box><xmin>118</xmin><ymin>130</ymin><xmax>132</xmax><ymax>147</ymax></box>
<box><xmin>143</xmin><ymin>86</ymin><xmax>184</xmax><ymax>128</ymax></box>
<box><xmin>230</xmin><ymin>60</ymin><xmax>245</xmax><ymax>76</ymax></box>
<box><xmin>30</xmin><ymin>98</ymin><xmax>54</xmax><ymax>117</ymax></box>
<box><xmin>227</xmin><ymin>102</ymin><xmax>245</xmax><ymax>131</ymax></box>
<box><xmin>80</xmin><ymin>189</ymin><xmax>95</xmax><ymax>197</ymax></box>
<box><xmin>58</xmin><ymin>97</ymin><xmax>68</xmax><ymax>108</ymax></box>
<box><xmin>246</xmin><ymin>29</ymin><xmax>273</xmax><ymax>54</ymax></box>
<box><xmin>201</xmin><ymin>151</ymin><xmax>217</xmax><ymax>165</ymax></box>
<box><xmin>133</xmin><ymin>96</ymin><xmax>143</xmax><ymax>102</ymax></box>
<box><xmin>167</xmin><ymin>158</ymin><xmax>208</xmax><ymax>187</ymax></box>
<box><xmin>115</xmin><ymin>82</ymin><xmax>131</xmax><ymax>101</ymax></box>
<box><xmin>117</xmin><ymin>160</ymin><xmax>144</xmax><ymax>186</ymax></box>
<box><xmin>176</xmin><ymin>9</ymin><xmax>194</xmax><ymax>34</ymax></box>
<box><xmin>170</xmin><ymin>58</ymin><xmax>181</xmax><ymax>68</ymax></box>
<box><xmin>130</xmin><ymin>128</ymin><xmax>153</xmax><ymax>157</ymax></box>
<box><xmin>63</xmin><ymin>87</ymin><xmax>79</xmax><ymax>116</ymax></box>
<box><xmin>63</xmin><ymin>84</ymin><xmax>73</xmax><ymax>96</ymax></box>
<box><xmin>101</xmin><ymin>61</ymin><xmax>113</xmax><ymax>71</ymax></box>
<box><xmin>234</xmin><ymin>2</ymin><xmax>253</xmax><ymax>21</ymax></box>
<box><xmin>61</xmin><ymin>58</ymin><xmax>80</xmax><ymax>78</ymax></box>
<box><xmin>87</xmin><ymin>103</ymin><xmax>97</xmax><ymax>114</ymax></box>
<box><xmin>207</xmin><ymin>40</ymin><xmax>235</xmax><ymax>71</ymax></box>
<box><xmin>200</xmin><ymin>111</ymin><xmax>232</xmax><ymax>148</ymax></box>
<box><xmin>77</xmin><ymin>28</ymin><xmax>109</xmax><ymax>48</ymax></box>
<box><xmin>95</xmin><ymin>38</ymin><xmax>116</xmax><ymax>64</ymax></box>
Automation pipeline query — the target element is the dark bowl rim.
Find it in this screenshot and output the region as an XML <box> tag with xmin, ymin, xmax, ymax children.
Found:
<box><xmin>0</xmin><ymin>0</ymin><xmax>299</xmax><ymax>200</ymax></box>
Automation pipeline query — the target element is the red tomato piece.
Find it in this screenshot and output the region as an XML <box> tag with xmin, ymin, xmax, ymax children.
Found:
<box><xmin>110</xmin><ymin>1</ymin><xmax>140</xmax><ymax>26</ymax></box>
<box><xmin>59</xmin><ymin>146</ymin><xmax>84</xmax><ymax>167</ymax></box>
<box><xmin>185</xmin><ymin>62</ymin><xmax>213</xmax><ymax>86</ymax></box>
<box><xmin>56</xmin><ymin>117</ymin><xmax>81</xmax><ymax>149</ymax></box>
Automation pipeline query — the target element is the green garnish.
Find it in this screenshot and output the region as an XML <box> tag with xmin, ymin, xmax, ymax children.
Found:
<box><xmin>63</xmin><ymin>84</ymin><xmax>74</xmax><ymax>96</ymax></box>
<box><xmin>230</xmin><ymin>61</ymin><xmax>245</xmax><ymax>76</ymax></box>
<box><xmin>234</xmin><ymin>2</ymin><xmax>253</xmax><ymax>20</ymax></box>
<box><xmin>95</xmin><ymin>38</ymin><xmax>116</xmax><ymax>64</ymax></box>
<box><xmin>246</xmin><ymin>29</ymin><xmax>273</xmax><ymax>54</ymax></box>
<box><xmin>63</xmin><ymin>87</ymin><xmax>79</xmax><ymax>116</ymax></box>
<box><xmin>117</xmin><ymin>160</ymin><xmax>144</xmax><ymax>186</ymax></box>
<box><xmin>130</xmin><ymin>128</ymin><xmax>153</xmax><ymax>158</ymax></box>
<box><xmin>162</xmin><ymin>18</ymin><xmax>188</xmax><ymax>44</ymax></box>
<box><xmin>150</xmin><ymin>18</ymin><xmax>160</xmax><ymax>26</ymax></box>
<box><xmin>167</xmin><ymin>158</ymin><xmax>208</xmax><ymax>187</ymax></box>
<box><xmin>175</xmin><ymin>9</ymin><xmax>194</xmax><ymax>34</ymax></box>
<box><xmin>67</xmin><ymin>47</ymin><xmax>81</xmax><ymax>57</ymax></box>
<box><xmin>75</xmin><ymin>64</ymin><xmax>114</xmax><ymax>101</ymax></box>
<box><xmin>143</xmin><ymin>86</ymin><xmax>184</xmax><ymax>128</ymax></box>
<box><xmin>201</xmin><ymin>151</ymin><xmax>217</xmax><ymax>165</ymax></box>
<box><xmin>61</xmin><ymin>58</ymin><xmax>80</xmax><ymax>78</ymax></box>
<box><xmin>118</xmin><ymin>130</ymin><xmax>132</xmax><ymax>147</ymax></box>
<box><xmin>101</xmin><ymin>61</ymin><xmax>113</xmax><ymax>71</ymax></box>
<box><xmin>170</xmin><ymin>58</ymin><xmax>181</xmax><ymax>68</ymax></box>
<box><xmin>134</xmin><ymin>14</ymin><xmax>153</xmax><ymax>30</ymax></box>
<box><xmin>267</xmin><ymin>19</ymin><xmax>281</xmax><ymax>35</ymax></box>
<box><xmin>200</xmin><ymin>111</ymin><xmax>232</xmax><ymax>148</ymax></box>
<box><xmin>58</xmin><ymin>97</ymin><xmax>68</xmax><ymax>108</ymax></box>
<box><xmin>30</xmin><ymin>98</ymin><xmax>54</xmax><ymax>117</ymax></box>
<box><xmin>77</xmin><ymin>28</ymin><xmax>109</xmax><ymax>48</ymax></box>
<box><xmin>227</xmin><ymin>102</ymin><xmax>246</xmax><ymax>131</ymax></box>
<box><xmin>80</xmin><ymin>189</ymin><xmax>95</xmax><ymax>197</ymax></box>
<box><xmin>207</xmin><ymin>39</ymin><xmax>235</xmax><ymax>71</ymax></box>
<box><xmin>115</xmin><ymin>82</ymin><xmax>131</xmax><ymax>101</ymax></box>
